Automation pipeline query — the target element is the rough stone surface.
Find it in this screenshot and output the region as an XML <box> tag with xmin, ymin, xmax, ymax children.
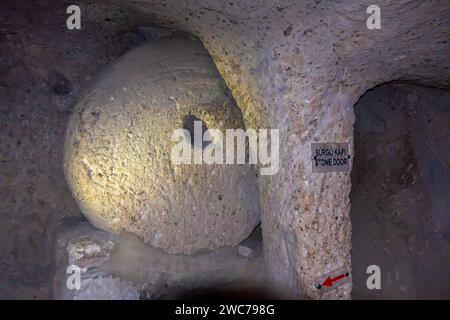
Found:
<box><xmin>53</xmin><ymin>220</ymin><xmax>266</xmax><ymax>299</ymax></box>
<box><xmin>0</xmin><ymin>1</ymin><xmax>186</xmax><ymax>298</ymax></box>
<box><xmin>103</xmin><ymin>0</ymin><xmax>450</xmax><ymax>299</ymax></box>
<box><xmin>54</xmin><ymin>218</ymin><xmax>116</xmax><ymax>269</ymax></box>
<box><xmin>64</xmin><ymin>37</ymin><xmax>260</xmax><ymax>254</ymax></box>
<box><xmin>53</xmin><ymin>218</ymin><xmax>120</xmax><ymax>299</ymax></box>
<box><xmin>2</xmin><ymin>0</ymin><xmax>450</xmax><ymax>299</ymax></box>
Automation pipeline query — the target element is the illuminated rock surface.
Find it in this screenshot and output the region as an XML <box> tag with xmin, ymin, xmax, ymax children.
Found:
<box><xmin>107</xmin><ymin>0</ymin><xmax>449</xmax><ymax>299</ymax></box>
<box><xmin>1</xmin><ymin>0</ymin><xmax>450</xmax><ymax>300</ymax></box>
<box><xmin>64</xmin><ymin>37</ymin><xmax>260</xmax><ymax>255</ymax></box>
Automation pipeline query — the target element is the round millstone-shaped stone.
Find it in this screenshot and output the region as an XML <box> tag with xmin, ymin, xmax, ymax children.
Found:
<box><xmin>63</xmin><ymin>37</ymin><xmax>260</xmax><ymax>254</ymax></box>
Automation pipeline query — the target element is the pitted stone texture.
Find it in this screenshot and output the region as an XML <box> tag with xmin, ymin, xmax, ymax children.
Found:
<box><xmin>100</xmin><ymin>0</ymin><xmax>450</xmax><ymax>299</ymax></box>
<box><xmin>54</xmin><ymin>218</ymin><xmax>116</xmax><ymax>269</ymax></box>
<box><xmin>53</xmin><ymin>218</ymin><xmax>121</xmax><ymax>300</ymax></box>
<box><xmin>64</xmin><ymin>37</ymin><xmax>260</xmax><ymax>255</ymax></box>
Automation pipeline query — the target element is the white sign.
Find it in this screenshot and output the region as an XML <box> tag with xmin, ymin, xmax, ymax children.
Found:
<box><xmin>311</xmin><ymin>142</ymin><xmax>351</xmax><ymax>173</ymax></box>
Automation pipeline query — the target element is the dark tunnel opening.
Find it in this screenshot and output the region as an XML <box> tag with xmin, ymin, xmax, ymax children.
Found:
<box><xmin>351</xmin><ymin>83</ymin><xmax>450</xmax><ymax>299</ymax></box>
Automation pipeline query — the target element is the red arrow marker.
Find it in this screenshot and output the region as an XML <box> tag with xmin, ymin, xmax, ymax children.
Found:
<box><xmin>322</xmin><ymin>273</ymin><xmax>346</xmax><ymax>287</ymax></box>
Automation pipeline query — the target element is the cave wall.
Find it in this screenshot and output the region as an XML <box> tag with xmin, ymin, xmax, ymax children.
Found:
<box><xmin>0</xmin><ymin>0</ymin><xmax>449</xmax><ymax>299</ymax></box>
<box><xmin>0</xmin><ymin>0</ymin><xmax>174</xmax><ymax>299</ymax></box>
<box><xmin>111</xmin><ymin>0</ymin><xmax>450</xmax><ymax>299</ymax></box>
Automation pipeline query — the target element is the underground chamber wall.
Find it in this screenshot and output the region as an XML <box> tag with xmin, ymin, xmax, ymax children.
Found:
<box><xmin>2</xmin><ymin>0</ymin><xmax>450</xmax><ymax>301</ymax></box>
<box><xmin>350</xmin><ymin>83</ymin><xmax>450</xmax><ymax>299</ymax></box>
